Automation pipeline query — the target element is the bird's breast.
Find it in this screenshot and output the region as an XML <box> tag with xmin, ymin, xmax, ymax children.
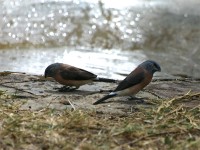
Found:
<box><xmin>117</xmin><ymin>75</ymin><xmax>152</xmax><ymax>96</ymax></box>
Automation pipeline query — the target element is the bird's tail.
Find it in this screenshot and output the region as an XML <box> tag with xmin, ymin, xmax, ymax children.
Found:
<box><xmin>94</xmin><ymin>77</ymin><xmax>117</xmax><ymax>83</ymax></box>
<box><xmin>93</xmin><ymin>92</ymin><xmax>117</xmax><ymax>105</ymax></box>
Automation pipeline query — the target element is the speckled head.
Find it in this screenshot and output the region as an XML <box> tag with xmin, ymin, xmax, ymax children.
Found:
<box><xmin>44</xmin><ymin>63</ymin><xmax>62</xmax><ymax>78</ymax></box>
<box><xmin>139</xmin><ymin>60</ymin><xmax>161</xmax><ymax>74</ymax></box>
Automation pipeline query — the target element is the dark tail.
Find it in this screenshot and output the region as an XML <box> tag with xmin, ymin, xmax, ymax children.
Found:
<box><xmin>94</xmin><ymin>77</ymin><xmax>117</xmax><ymax>83</ymax></box>
<box><xmin>93</xmin><ymin>93</ymin><xmax>117</xmax><ymax>105</ymax></box>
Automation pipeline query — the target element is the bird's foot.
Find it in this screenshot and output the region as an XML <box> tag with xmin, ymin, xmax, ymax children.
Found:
<box><xmin>127</xmin><ymin>96</ymin><xmax>145</xmax><ymax>104</ymax></box>
<box><xmin>54</xmin><ymin>86</ymin><xmax>77</xmax><ymax>92</ymax></box>
<box><xmin>99</xmin><ymin>89</ymin><xmax>113</xmax><ymax>93</ymax></box>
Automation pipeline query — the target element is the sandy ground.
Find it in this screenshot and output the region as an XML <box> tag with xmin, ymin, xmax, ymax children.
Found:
<box><xmin>0</xmin><ymin>72</ymin><xmax>200</xmax><ymax>115</ymax></box>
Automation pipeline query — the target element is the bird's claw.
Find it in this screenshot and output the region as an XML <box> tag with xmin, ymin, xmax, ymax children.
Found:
<box><xmin>99</xmin><ymin>89</ymin><xmax>113</xmax><ymax>93</ymax></box>
<box><xmin>54</xmin><ymin>86</ymin><xmax>77</xmax><ymax>92</ymax></box>
<box><xmin>127</xmin><ymin>96</ymin><xmax>145</xmax><ymax>104</ymax></box>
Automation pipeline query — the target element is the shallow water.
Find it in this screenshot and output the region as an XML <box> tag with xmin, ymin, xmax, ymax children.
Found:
<box><xmin>0</xmin><ymin>0</ymin><xmax>199</xmax><ymax>79</ymax></box>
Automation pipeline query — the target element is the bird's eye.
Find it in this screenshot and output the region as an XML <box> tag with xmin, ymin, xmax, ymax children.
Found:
<box><xmin>154</xmin><ymin>64</ymin><xmax>158</xmax><ymax>69</ymax></box>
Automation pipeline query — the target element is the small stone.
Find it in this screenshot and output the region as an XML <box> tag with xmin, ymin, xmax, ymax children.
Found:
<box><xmin>59</xmin><ymin>100</ymin><xmax>70</xmax><ymax>105</ymax></box>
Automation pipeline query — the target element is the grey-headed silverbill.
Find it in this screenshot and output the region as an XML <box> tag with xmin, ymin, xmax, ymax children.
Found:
<box><xmin>44</xmin><ymin>63</ymin><xmax>117</xmax><ymax>90</ymax></box>
<box><xmin>93</xmin><ymin>60</ymin><xmax>161</xmax><ymax>105</ymax></box>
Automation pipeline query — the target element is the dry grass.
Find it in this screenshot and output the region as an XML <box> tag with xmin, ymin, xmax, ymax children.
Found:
<box><xmin>0</xmin><ymin>90</ymin><xmax>200</xmax><ymax>150</ymax></box>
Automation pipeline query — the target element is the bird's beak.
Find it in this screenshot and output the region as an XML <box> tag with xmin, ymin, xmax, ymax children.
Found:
<box><xmin>157</xmin><ymin>67</ymin><xmax>161</xmax><ymax>72</ymax></box>
<box><xmin>155</xmin><ymin>67</ymin><xmax>161</xmax><ymax>72</ymax></box>
<box><xmin>44</xmin><ymin>72</ymin><xmax>48</xmax><ymax>78</ymax></box>
<box><xmin>44</xmin><ymin>70</ymin><xmax>49</xmax><ymax>78</ymax></box>
<box><xmin>45</xmin><ymin>73</ymin><xmax>53</xmax><ymax>78</ymax></box>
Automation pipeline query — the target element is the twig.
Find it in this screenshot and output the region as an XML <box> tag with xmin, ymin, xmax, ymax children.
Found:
<box><xmin>152</xmin><ymin>78</ymin><xmax>200</xmax><ymax>82</ymax></box>
<box><xmin>75</xmin><ymin>138</ymin><xmax>87</xmax><ymax>150</ymax></box>
<box><xmin>0</xmin><ymin>83</ymin><xmax>36</xmax><ymax>95</ymax></box>
<box><xmin>68</xmin><ymin>99</ymin><xmax>76</xmax><ymax>111</ymax></box>
<box><xmin>47</xmin><ymin>96</ymin><xmax>59</xmax><ymax>109</ymax></box>
<box><xmin>0</xmin><ymin>79</ymin><xmax>47</xmax><ymax>84</ymax></box>
<box><xmin>143</xmin><ymin>89</ymin><xmax>163</xmax><ymax>99</ymax></box>
<box><xmin>114</xmin><ymin>131</ymin><xmax>182</xmax><ymax>149</ymax></box>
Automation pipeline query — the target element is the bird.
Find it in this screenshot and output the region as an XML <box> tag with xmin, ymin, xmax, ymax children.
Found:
<box><xmin>44</xmin><ymin>63</ymin><xmax>117</xmax><ymax>91</ymax></box>
<box><xmin>93</xmin><ymin>60</ymin><xmax>161</xmax><ymax>105</ymax></box>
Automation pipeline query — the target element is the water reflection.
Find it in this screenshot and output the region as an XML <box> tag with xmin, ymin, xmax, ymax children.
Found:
<box><xmin>0</xmin><ymin>47</ymin><xmax>146</xmax><ymax>79</ymax></box>
<box><xmin>0</xmin><ymin>0</ymin><xmax>199</xmax><ymax>78</ymax></box>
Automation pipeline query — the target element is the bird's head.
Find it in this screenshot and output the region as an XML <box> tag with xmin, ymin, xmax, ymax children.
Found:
<box><xmin>44</xmin><ymin>63</ymin><xmax>61</xmax><ymax>78</ymax></box>
<box><xmin>140</xmin><ymin>60</ymin><xmax>161</xmax><ymax>74</ymax></box>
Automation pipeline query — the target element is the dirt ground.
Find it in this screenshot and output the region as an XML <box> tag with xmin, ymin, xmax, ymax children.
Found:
<box><xmin>0</xmin><ymin>72</ymin><xmax>200</xmax><ymax>114</ymax></box>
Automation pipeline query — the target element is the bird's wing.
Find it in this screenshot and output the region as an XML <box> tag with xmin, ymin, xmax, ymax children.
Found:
<box><xmin>60</xmin><ymin>66</ymin><xmax>97</xmax><ymax>80</ymax></box>
<box><xmin>114</xmin><ymin>67</ymin><xmax>145</xmax><ymax>91</ymax></box>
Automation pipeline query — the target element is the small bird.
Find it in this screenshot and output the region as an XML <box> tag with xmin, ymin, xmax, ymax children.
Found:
<box><xmin>93</xmin><ymin>60</ymin><xmax>161</xmax><ymax>105</ymax></box>
<box><xmin>44</xmin><ymin>63</ymin><xmax>116</xmax><ymax>91</ymax></box>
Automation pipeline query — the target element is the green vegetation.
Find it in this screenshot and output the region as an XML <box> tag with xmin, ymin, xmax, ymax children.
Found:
<box><xmin>0</xmin><ymin>91</ymin><xmax>200</xmax><ymax>149</ymax></box>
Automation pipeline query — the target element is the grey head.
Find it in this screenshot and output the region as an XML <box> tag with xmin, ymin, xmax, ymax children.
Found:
<box><xmin>44</xmin><ymin>63</ymin><xmax>61</xmax><ymax>78</ymax></box>
<box><xmin>139</xmin><ymin>60</ymin><xmax>161</xmax><ymax>74</ymax></box>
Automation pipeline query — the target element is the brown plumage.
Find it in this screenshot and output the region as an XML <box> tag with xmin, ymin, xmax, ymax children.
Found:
<box><xmin>44</xmin><ymin>63</ymin><xmax>116</xmax><ymax>89</ymax></box>
<box><xmin>93</xmin><ymin>60</ymin><xmax>161</xmax><ymax>105</ymax></box>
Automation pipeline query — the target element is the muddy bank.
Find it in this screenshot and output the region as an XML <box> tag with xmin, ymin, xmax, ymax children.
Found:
<box><xmin>0</xmin><ymin>72</ymin><xmax>199</xmax><ymax>114</ymax></box>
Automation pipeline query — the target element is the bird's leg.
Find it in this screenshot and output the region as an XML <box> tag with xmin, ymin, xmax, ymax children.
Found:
<box><xmin>53</xmin><ymin>86</ymin><xmax>70</xmax><ymax>91</ymax></box>
<box><xmin>127</xmin><ymin>96</ymin><xmax>145</xmax><ymax>103</ymax></box>
<box><xmin>55</xmin><ymin>86</ymin><xmax>78</xmax><ymax>92</ymax></box>
<box><xmin>99</xmin><ymin>89</ymin><xmax>113</xmax><ymax>93</ymax></box>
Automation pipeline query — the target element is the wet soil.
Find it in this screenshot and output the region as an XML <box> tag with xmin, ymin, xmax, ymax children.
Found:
<box><xmin>0</xmin><ymin>72</ymin><xmax>199</xmax><ymax>114</ymax></box>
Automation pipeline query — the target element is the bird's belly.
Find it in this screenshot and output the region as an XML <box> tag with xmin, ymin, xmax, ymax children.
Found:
<box><xmin>117</xmin><ymin>84</ymin><xmax>146</xmax><ymax>96</ymax></box>
<box><xmin>56</xmin><ymin>78</ymin><xmax>92</xmax><ymax>87</ymax></box>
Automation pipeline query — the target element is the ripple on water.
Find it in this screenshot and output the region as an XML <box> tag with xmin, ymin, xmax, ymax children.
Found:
<box><xmin>0</xmin><ymin>0</ymin><xmax>199</xmax><ymax>78</ymax></box>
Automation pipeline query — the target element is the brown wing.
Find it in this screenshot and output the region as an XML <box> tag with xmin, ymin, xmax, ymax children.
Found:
<box><xmin>114</xmin><ymin>67</ymin><xmax>145</xmax><ymax>92</ymax></box>
<box><xmin>60</xmin><ymin>66</ymin><xmax>97</xmax><ymax>80</ymax></box>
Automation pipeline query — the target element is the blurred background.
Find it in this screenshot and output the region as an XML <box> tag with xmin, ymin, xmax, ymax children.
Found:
<box><xmin>0</xmin><ymin>0</ymin><xmax>199</xmax><ymax>79</ymax></box>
